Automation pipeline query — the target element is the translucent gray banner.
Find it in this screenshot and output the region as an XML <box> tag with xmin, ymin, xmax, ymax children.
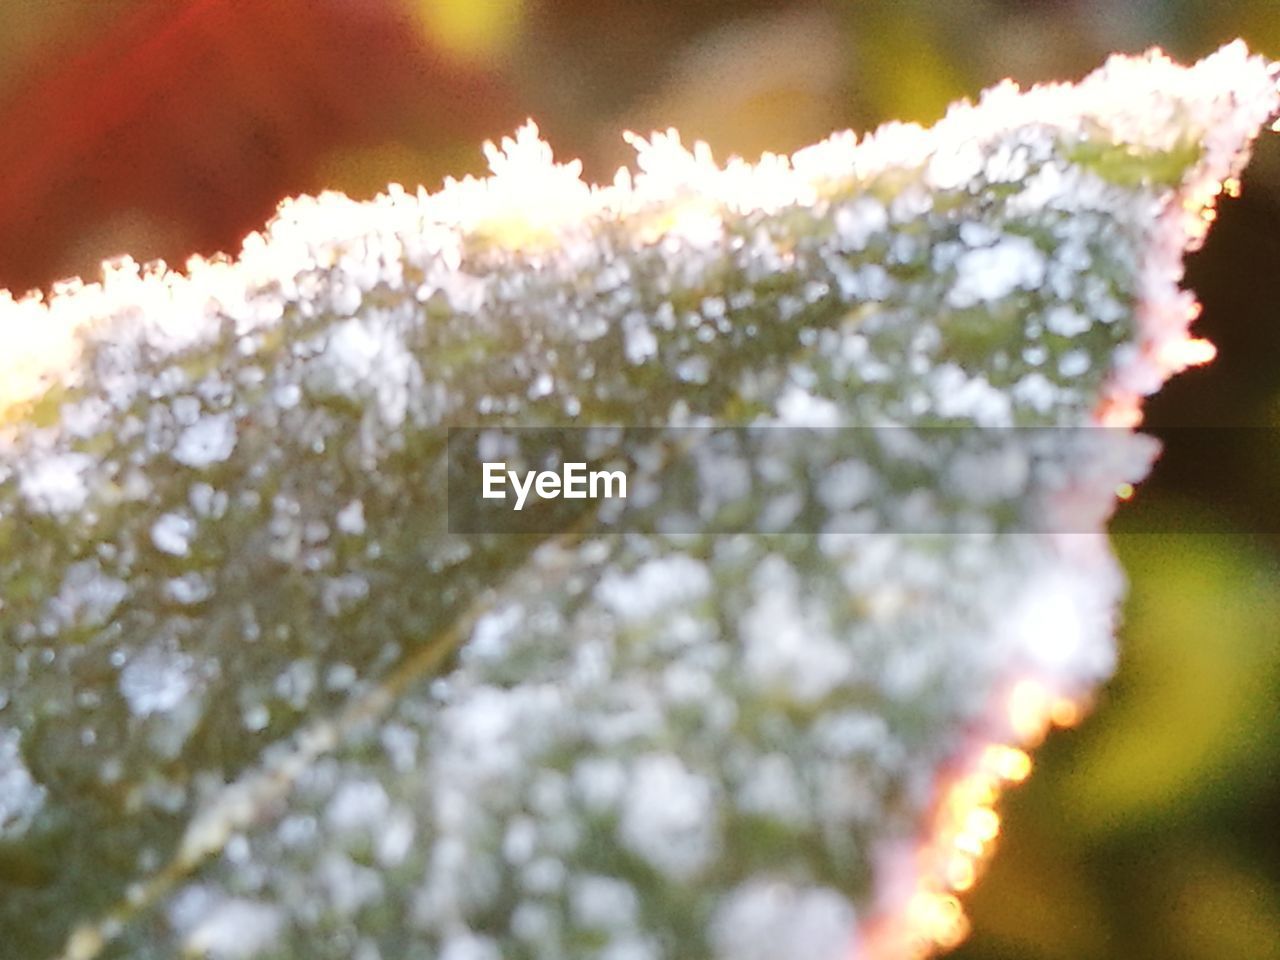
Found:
<box><xmin>441</xmin><ymin>425</ymin><xmax>1276</xmax><ymax>534</ymax></box>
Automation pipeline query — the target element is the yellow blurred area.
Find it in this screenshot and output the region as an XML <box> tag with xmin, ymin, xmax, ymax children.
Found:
<box><xmin>961</xmin><ymin>820</ymin><xmax>1110</xmax><ymax>960</ymax></box>
<box><xmin>1061</xmin><ymin>527</ymin><xmax>1280</xmax><ymax>830</ymax></box>
<box><xmin>314</xmin><ymin>140</ymin><xmax>488</xmax><ymax>200</ymax></box>
<box><xmin>617</xmin><ymin>8</ymin><xmax>844</xmax><ymax>163</ymax></box>
<box><xmin>1170</xmin><ymin>853</ymin><xmax>1280</xmax><ymax>960</ymax></box>
<box><xmin>1223</xmin><ymin>0</ymin><xmax>1280</xmax><ymax>58</ymax></box>
<box><xmin>0</xmin><ymin>0</ymin><xmax>138</xmax><ymax>91</ymax></box>
<box><xmin>850</xmin><ymin>7</ymin><xmax>964</xmax><ymax>126</ymax></box>
<box><xmin>412</xmin><ymin>0</ymin><xmax>522</xmax><ymax>63</ymax></box>
<box><xmin>960</xmin><ymin>523</ymin><xmax>1280</xmax><ymax>960</ymax></box>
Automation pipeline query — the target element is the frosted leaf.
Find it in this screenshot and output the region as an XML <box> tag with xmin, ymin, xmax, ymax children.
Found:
<box><xmin>0</xmin><ymin>41</ymin><xmax>1274</xmax><ymax>960</ymax></box>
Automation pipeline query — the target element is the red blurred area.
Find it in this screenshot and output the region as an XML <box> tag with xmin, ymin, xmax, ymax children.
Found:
<box><xmin>0</xmin><ymin>0</ymin><xmax>515</xmax><ymax>294</ymax></box>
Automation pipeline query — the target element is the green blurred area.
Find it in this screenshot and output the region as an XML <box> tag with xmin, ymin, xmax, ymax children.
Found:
<box><xmin>1</xmin><ymin>1</ymin><xmax>1278</xmax><ymax>956</ymax></box>
<box><xmin>950</xmin><ymin>526</ymin><xmax>1280</xmax><ymax>960</ymax></box>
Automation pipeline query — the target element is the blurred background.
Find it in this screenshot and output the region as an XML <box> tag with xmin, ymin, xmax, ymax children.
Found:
<box><xmin>0</xmin><ymin>1</ymin><xmax>1276</xmax><ymax>957</ymax></box>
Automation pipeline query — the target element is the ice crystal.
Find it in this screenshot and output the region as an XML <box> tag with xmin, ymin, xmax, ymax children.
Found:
<box><xmin>0</xmin><ymin>40</ymin><xmax>1275</xmax><ymax>960</ymax></box>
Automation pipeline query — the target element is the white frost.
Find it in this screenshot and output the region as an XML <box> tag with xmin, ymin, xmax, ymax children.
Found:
<box><xmin>947</xmin><ymin>235</ymin><xmax>1046</xmax><ymax>308</ymax></box>
<box><xmin>183</xmin><ymin>898</ymin><xmax>283</xmax><ymax>960</ymax></box>
<box><xmin>0</xmin><ymin>728</ymin><xmax>45</xmax><ymax>838</ymax></box>
<box><xmin>741</xmin><ymin>557</ymin><xmax>854</xmax><ymax>704</ymax></box>
<box><xmin>119</xmin><ymin>649</ymin><xmax>196</xmax><ymax>717</ymax></box>
<box><xmin>18</xmin><ymin>451</ymin><xmax>93</xmax><ymax>514</ymax></box>
<box><xmin>151</xmin><ymin>512</ymin><xmax>195</xmax><ymax>557</ymax></box>
<box><xmin>595</xmin><ymin>556</ymin><xmax>712</xmax><ymax>622</ymax></box>
<box><xmin>711</xmin><ymin>881</ymin><xmax>855</xmax><ymax>960</ymax></box>
<box><xmin>619</xmin><ymin>754</ymin><xmax>719</xmax><ymax>881</ymax></box>
<box><xmin>306</xmin><ymin>310</ymin><xmax>420</xmax><ymax>428</ymax></box>
<box><xmin>439</xmin><ymin>934</ymin><xmax>502</xmax><ymax>960</ymax></box>
<box><xmin>173</xmin><ymin>413</ymin><xmax>237</xmax><ymax>468</ymax></box>
<box><xmin>335</xmin><ymin>499</ymin><xmax>367</xmax><ymax>536</ymax></box>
